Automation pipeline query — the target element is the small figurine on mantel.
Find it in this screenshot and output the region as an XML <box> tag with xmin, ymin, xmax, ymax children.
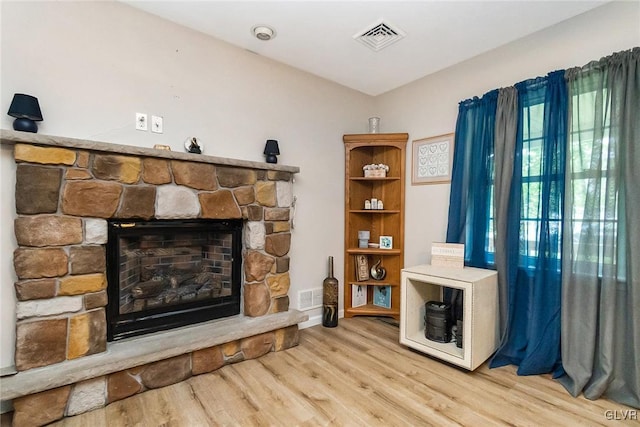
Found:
<box><xmin>185</xmin><ymin>137</ymin><xmax>202</xmax><ymax>154</ymax></box>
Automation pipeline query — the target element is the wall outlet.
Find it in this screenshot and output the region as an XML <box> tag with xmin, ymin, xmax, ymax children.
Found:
<box><xmin>151</xmin><ymin>115</ymin><xmax>163</xmax><ymax>133</ymax></box>
<box><xmin>136</xmin><ymin>113</ymin><xmax>147</xmax><ymax>131</ymax></box>
<box><xmin>299</xmin><ymin>290</ymin><xmax>313</xmax><ymax>310</ymax></box>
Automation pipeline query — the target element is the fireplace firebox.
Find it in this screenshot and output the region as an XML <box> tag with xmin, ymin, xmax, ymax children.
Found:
<box><xmin>107</xmin><ymin>219</ymin><xmax>242</xmax><ymax>341</ymax></box>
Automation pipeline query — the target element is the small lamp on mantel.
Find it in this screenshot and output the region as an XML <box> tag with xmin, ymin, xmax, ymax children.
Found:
<box><xmin>7</xmin><ymin>94</ymin><xmax>43</xmax><ymax>133</ymax></box>
<box><xmin>263</xmin><ymin>139</ymin><xmax>280</xmax><ymax>164</ymax></box>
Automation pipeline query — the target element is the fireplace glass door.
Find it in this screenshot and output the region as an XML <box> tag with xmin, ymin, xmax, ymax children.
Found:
<box><xmin>107</xmin><ymin>219</ymin><xmax>242</xmax><ymax>341</ymax></box>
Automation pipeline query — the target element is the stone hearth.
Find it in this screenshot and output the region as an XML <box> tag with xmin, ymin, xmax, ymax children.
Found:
<box><xmin>0</xmin><ymin>129</ymin><xmax>306</xmax><ymax>426</ymax></box>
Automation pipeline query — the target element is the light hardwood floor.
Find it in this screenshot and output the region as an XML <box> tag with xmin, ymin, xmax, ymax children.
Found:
<box><xmin>8</xmin><ymin>317</ymin><xmax>640</xmax><ymax>426</ymax></box>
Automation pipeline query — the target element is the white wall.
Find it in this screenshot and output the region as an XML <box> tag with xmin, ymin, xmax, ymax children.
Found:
<box><xmin>376</xmin><ymin>1</ymin><xmax>640</xmax><ymax>269</ymax></box>
<box><xmin>0</xmin><ymin>1</ymin><xmax>373</xmax><ymax>369</ymax></box>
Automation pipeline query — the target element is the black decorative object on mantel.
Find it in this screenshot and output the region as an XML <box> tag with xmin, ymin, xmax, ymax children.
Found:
<box><xmin>322</xmin><ymin>256</ymin><xmax>339</xmax><ymax>328</ymax></box>
<box><xmin>7</xmin><ymin>93</ymin><xmax>43</xmax><ymax>133</ymax></box>
<box><xmin>263</xmin><ymin>139</ymin><xmax>280</xmax><ymax>163</ymax></box>
<box><xmin>184</xmin><ymin>137</ymin><xmax>202</xmax><ymax>154</ymax></box>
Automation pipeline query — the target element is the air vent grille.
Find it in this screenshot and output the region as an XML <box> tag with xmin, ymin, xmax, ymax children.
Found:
<box><xmin>354</xmin><ymin>20</ymin><xmax>406</xmax><ymax>52</ymax></box>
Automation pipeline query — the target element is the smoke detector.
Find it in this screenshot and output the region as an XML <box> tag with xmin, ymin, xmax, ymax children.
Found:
<box><xmin>252</xmin><ymin>25</ymin><xmax>276</xmax><ymax>41</ymax></box>
<box><xmin>354</xmin><ymin>19</ymin><xmax>406</xmax><ymax>52</ymax></box>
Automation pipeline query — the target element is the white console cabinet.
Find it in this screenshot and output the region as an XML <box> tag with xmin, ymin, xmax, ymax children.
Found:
<box><xmin>400</xmin><ymin>264</ymin><xmax>498</xmax><ymax>370</ymax></box>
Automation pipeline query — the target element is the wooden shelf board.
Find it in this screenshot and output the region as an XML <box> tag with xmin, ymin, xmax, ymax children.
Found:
<box><xmin>347</xmin><ymin>248</ymin><xmax>401</xmax><ymax>255</ymax></box>
<box><xmin>350</xmin><ymin>177</ymin><xmax>401</xmax><ymax>181</ymax></box>
<box><xmin>348</xmin><ymin>281</ymin><xmax>398</xmax><ymax>287</ymax></box>
<box><xmin>348</xmin><ymin>210</ymin><xmax>401</xmax><ymax>214</ymax></box>
<box><xmin>345</xmin><ymin>304</ymin><xmax>400</xmax><ymax>317</ymax></box>
<box><xmin>343</xmin><ymin>133</ymin><xmax>409</xmax><ymax>143</ymax></box>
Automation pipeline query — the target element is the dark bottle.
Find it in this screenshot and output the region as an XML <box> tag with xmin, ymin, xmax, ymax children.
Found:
<box><xmin>322</xmin><ymin>256</ymin><xmax>339</xmax><ymax>327</ymax></box>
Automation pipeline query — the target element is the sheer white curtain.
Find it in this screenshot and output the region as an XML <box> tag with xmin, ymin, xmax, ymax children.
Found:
<box><xmin>560</xmin><ymin>48</ymin><xmax>639</xmax><ymax>408</ymax></box>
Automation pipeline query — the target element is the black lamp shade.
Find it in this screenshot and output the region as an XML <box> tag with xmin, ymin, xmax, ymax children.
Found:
<box><xmin>263</xmin><ymin>139</ymin><xmax>280</xmax><ymax>164</ymax></box>
<box><xmin>8</xmin><ymin>94</ymin><xmax>43</xmax><ymax>133</ymax></box>
<box><xmin>264</xmin><ymin>139</ymin><xmax>280</xmax><ymax>155</ymax></box>
<box><xmin>8</xmin><ymin>94</ymin><xmax>43</xmax><ymax>120</ymax></box>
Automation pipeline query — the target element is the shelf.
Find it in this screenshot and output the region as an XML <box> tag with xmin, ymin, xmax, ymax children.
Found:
<box><xmin>346</xmin><ymin>304</ymin><xmax>400</xmax><ymax>317</ymax></box>
<box><xmin>349</xmin><ymin>210</ymin><xmax>400</xmax><ymax>214</ymax></box>
<box><xmin>350</xmin><ymin>177</ymin><xmax>401</xmax><ymax>181</ymax></box>
<box><xmin>344</xmin><ymin>134</ymin><xmax>407</xmax><ymax>322</ymax></box>
<box><xmin>400</xmin><ymin>265</ymin><xmax>498</xmax><ymax>371</ymax></box>
<box><xmin>405</xmin><ymin>329</ymin><xmax>463</xmax><ymax>359</ymax></box>
<box><xmin>348</xmin><ymin>281</ymin><xmax>398</xmax><ymax>287</ymax></box>
<box><xmin>347</xmin><ymin>248</ymin><xmax>401</xmax><ymax>255</ymax></box>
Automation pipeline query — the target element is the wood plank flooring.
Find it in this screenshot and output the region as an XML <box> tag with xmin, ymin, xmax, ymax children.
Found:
<box><xmin>8</xmin><ymin>318</ymin><xmax>640</xmax><ymax>426</ymax></box>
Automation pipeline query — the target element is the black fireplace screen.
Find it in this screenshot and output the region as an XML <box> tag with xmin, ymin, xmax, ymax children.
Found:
<box><xmin>107</xmin><ymin>219</ymin><xmax>242</xmax><ymax>341</ymax></box>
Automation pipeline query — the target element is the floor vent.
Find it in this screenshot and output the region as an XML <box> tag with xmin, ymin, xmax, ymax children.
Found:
<box><xmin>299</xmin><ymin>289</ymin><xmax>323</xmax><ymax>310</ymax></box>
<box><xmin>353</xmin><ymin>20</ymin><xmax>406</xmax><ymax>52</ymax></box>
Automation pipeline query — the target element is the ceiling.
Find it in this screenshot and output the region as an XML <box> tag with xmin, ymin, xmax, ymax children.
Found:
<box><xmin>124</xmin><ymin>1</ymin><xmax>607</xmax><ymax>96</ymax></box>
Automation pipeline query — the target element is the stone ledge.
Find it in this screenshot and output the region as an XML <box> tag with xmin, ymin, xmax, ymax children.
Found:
<box><xmin>0</xmin><ymin>309</ymin><xmax>308</xmax><ymax>401</ymax></box>
<box><xmin>0</xmin><ymin>129</ymin><xmax>300</xmax><ymax>174</ymax></box>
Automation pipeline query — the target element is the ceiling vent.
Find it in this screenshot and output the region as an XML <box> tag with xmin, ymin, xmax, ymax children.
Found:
<box><xmin>353</xmin><ymin>20</ymin><xmax>406</xmax><ymax>52</ymax></box>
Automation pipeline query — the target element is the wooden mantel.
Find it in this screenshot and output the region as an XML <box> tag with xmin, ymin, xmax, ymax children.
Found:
<box><xmin>0</xmin><ymin>129</ymin><xmax>300</xmax><ymax>173</ymax></box>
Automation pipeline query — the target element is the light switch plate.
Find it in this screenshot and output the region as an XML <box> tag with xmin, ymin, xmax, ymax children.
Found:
<box><xmin>151</xmin><ymin>115</ymin><xmax>163</xmax><ymax>134</ymax></box>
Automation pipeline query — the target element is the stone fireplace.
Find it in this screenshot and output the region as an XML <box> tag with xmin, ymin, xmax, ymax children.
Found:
<box><xmin>0</xmin><ymin>129</ymin><xmax>307</xmax><ymax>426</ymax></box>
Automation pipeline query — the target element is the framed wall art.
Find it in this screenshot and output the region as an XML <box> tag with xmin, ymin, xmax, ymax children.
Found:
<box><xmin>412</xmin><ymin>133</ymin><xmax>455</xmax><ymax>185</ymax></box>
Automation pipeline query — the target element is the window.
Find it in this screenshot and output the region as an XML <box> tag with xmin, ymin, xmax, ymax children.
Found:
<box><xmin>482</xmin><ymin>101</ymin><xmax>563</xmax><ymax>269</ymax></box>
<box><xmin>567</xmin><ymin>88</ymin><xmax>620</xmax><ymax>275</ymax></box>
<box><xmin>481</xmin><ymin>88</ymin><xmax>620</xmax><ymax>276</ymax></box>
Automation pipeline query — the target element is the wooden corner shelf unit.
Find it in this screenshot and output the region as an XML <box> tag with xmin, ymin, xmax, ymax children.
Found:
<box><xmin>343</xmin><ymin>133</ymin><xmax>408</xmax><ymax>320</ymax></box>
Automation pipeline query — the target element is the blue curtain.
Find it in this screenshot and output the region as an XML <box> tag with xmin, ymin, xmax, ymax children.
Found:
<box><xmin>446</xmin><ymin>89</ymin><xmax>497</xmax><ymax>269</ymax></box>
<box><xmin>446</xmin><ymin>50</ymin><xmax>638</xmax><ymax>406</ymax></box>
<box><xmin>447</xmin><ymin>72</ymin><xmax>567</xmax><ymax>376</ymax></box>
<box><xmin>490</xmin><ymin>71</ymin><xmax>567</xmax><ymax>376</ymax></box>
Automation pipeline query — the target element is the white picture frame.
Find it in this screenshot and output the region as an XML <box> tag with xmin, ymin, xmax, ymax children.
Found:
<box><xmin>352</xmin><ymin>284</ymin><xmax>367</xmax><ymax>307</ymax></box>
<box><xmin>412</xmin><ymin>133</ymin><xmax>455</xmax><ymax>185</ymax></box>
<box><xmin>379</xmin><ymin>236</ymin><xmax>393</xmax><ymax>250</ymax></box>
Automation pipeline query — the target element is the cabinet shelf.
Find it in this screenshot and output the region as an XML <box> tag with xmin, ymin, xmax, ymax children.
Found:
<box><xmin>349</xmin><ymin>210</ymin><xmax>401</xmax><ymax>214</ymax></box>
<box><xmin>345</xmin><ymin>305</ymin><xmax>400</xmax><ymax>317</ymax></box>
<box><xmin>348</xmin><ymin>281</ymin><xmax>398</xmax><ymax>287</ymax></box>
<box><xmin>344</xmin><ymin>133</ymin><xmax>407</xmax><ymax>321</ymax></box>
<box><xmin>400</xmin><ymin>264</ymin><xmax>498</xmax><ymax>371</ymax></box>
<box><xmin>347</xmin><ymin>248</ymin><xmax>401</xmax><ymax>255</ymax></box>
<box><xmin>350</xmin><ymin>177</ymin><xmax>401</xmax><ymax>181</ymax></box>
<box><xmin>405</xmin><ymin>329</ymin><xmax>463</xmax><ymax>359</ymax></box>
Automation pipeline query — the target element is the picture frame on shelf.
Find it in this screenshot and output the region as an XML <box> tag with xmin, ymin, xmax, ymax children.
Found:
<box><xmin>379</xmin><ymin>236</ymin><xmax>393</xmax><ymax>250</ymax></box>
<box><xmin>373</xmin><ymin>285</ymin><xmax>391</xmax><ymax>309</ymax></box>
<box><xmin>355</xmin><ymin>254</ymin><xmax>369</xmax><ymax>281</ymax></box>
<box><xmin>412</xmin><ymin>133</ymin><xmax>454</xmax><ymax>185</ymax></box>
<box><xmin>352</xmin><ymin>284</ymin><xmax>367</xmax><ymax>308</ymax></box>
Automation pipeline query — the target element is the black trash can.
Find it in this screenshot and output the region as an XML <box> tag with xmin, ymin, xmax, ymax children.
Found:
<box><xmin>424</xmin><ymin>301</ymin><xmax>452</xmax><ymax>343</ymax></box>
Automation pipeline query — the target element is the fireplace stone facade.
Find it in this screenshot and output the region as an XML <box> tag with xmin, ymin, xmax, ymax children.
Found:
<box><xmin>0</xmin><ymin>130</ymin><xmax>305</xmax><ymax>425</ymax></box>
